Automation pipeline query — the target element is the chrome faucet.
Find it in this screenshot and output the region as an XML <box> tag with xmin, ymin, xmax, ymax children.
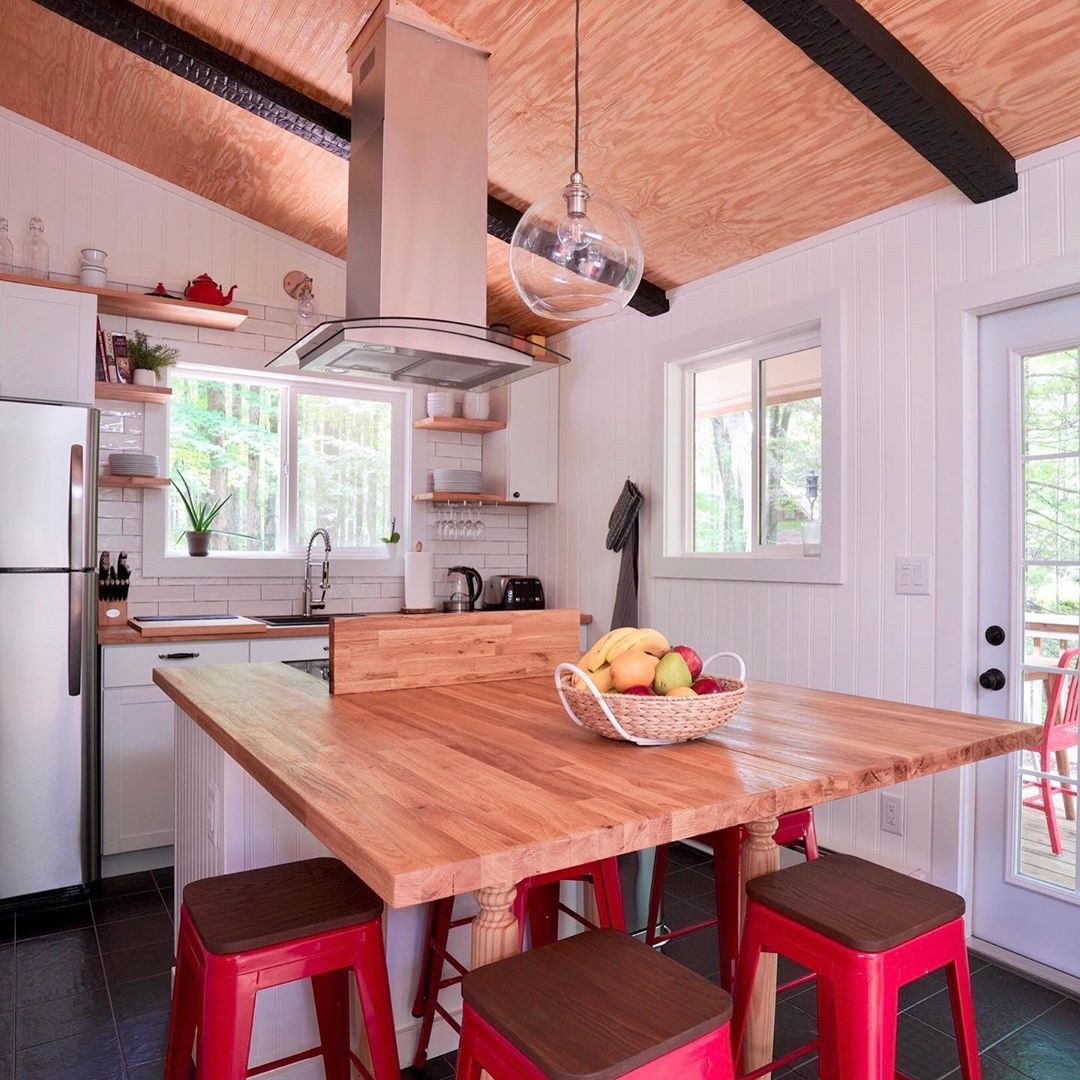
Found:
<box><xmin>303</xmin><ymin>528</ymin><xmax>331</xmax><ymax>617</ymax></box>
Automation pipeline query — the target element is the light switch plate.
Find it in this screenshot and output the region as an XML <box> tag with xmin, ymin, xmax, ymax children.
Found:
<box><xmin>895</xmin><ymin>555</ymin><xmax>932</xmax><ymax>595</ymax></box>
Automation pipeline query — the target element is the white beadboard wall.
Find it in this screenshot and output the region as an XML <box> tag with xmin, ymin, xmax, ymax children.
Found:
<box><xmin>0</xmin><ymin>104</ymin><xmax>528</xmax><ymax>609</ymax></box>
<box><xmin>533</xmin><ymin>135</ymin><xmax>1080</xmax><ymax>880</ymax></box>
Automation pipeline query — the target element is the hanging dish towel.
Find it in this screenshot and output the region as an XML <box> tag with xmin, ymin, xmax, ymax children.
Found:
<box><xmin>607</xmin><ymin>479</ymin><xmax>644</xmax><ymax>629</ymax></box>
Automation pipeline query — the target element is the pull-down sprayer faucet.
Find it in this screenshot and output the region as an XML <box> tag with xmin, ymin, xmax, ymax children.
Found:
<box><xmin>302</xmin><ymin>528</ymin><xmax>331</xmax><ymax>617</ymax></box>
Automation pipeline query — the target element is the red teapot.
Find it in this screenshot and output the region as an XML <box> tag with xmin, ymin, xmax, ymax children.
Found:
<box><xmin>185</xmin><ymin>274</ymin><xmax>237</xmax><ymax>306</ymax></box>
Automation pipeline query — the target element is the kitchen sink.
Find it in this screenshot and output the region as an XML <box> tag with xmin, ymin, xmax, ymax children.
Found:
<box><xmin>255</xmin><ymin>614</ymin><xmax>332</xmax><ymax>626</ymax></box>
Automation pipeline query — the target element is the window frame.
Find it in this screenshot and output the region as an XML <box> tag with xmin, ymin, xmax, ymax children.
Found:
<box><xmin>141</xmin><ymin>362</ymin><xmax>411</xmax><ymax>578</ymax></box>
<box><xmin>655</xmin><ymin>292</ymin><xmax>846</xmax><ymax>584</ymax></box>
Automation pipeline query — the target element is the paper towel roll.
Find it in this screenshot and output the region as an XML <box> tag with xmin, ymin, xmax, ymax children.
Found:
<box><xmin>404</xmin><ymin>550</ymin><xmax>435</xmax><ymax>610</ymax></box>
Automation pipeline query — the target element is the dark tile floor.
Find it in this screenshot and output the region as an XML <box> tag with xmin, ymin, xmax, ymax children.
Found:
<box><xmin>2</xmin><ymin>847</ymin><xmax>1077</xmax><ymax>1079</ymax></box>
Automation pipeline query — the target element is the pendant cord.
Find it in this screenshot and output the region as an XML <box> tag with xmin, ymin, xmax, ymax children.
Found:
<box><xmin>573</xmin><ymin>0</ymin><xmax>581</xmax><ymax>175</ymax></box>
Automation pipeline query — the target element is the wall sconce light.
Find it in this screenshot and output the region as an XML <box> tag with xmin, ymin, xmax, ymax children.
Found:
<box><xmin>283</xmin><ymin>270</ymin><xmax>316</xmax><ymax>320</ymax></box>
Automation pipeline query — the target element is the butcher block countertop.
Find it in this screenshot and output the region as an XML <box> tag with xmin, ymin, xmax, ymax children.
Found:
<box><xmin>152</xmin><ymin>661</ymin><xmax>1036</xmax><ymax>908</ymax></box>
<box><xmin>100</xmin><ymin>610</ymin><xmax>592</xmax><ymax>645</ymax></box>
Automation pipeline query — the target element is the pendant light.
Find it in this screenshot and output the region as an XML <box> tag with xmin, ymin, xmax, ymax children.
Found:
<box><xmin>509</xmin><ymin>0</ymin><xmax>644</xmax><ymax>321</ymax></box>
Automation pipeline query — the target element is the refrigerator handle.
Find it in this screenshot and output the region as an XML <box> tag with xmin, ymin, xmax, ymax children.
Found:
<box><xmin>69</xmin><ymin>444</ymin><xmax>85</xmax><ymax>571</ymax></box>
<box><xmin>68</xmin><ymin>444</ymin><xmax>85</xmax><ymax>697</ymax></box>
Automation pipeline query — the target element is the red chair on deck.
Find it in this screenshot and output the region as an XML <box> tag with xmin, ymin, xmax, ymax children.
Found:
<box><xmin>1023</xmin><ymin>647</ymin><xmax>1079</xmax><ymax>856</ymax></box>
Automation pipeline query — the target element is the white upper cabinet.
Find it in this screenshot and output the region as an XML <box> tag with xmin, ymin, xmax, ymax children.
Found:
<box><xmin>482</xmin><ymin>365</ymin><xmax>559</xmax><ymax>504</ymax></box>
<box><xmin>0</xmin><ymin>281</ymin><xmax>97</xmax><ymax>404</ymax></box>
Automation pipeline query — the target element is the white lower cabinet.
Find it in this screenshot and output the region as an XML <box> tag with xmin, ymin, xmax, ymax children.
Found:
<box><xmin>100</xmin><ymin>635</ymin><xmax>328</xmax><ymax>855</ymax></box>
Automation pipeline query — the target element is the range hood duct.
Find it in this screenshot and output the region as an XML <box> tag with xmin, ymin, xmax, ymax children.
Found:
<box><xmin>269</xmin><ymin>1</ymin><xmax>568</xmax><ymax>388</ymax></box>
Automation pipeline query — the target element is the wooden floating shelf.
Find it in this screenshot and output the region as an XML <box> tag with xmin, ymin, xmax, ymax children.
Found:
<box><xmin>413</xmin><ymin>417</ymin><xmax>506</xmax><ymax>434</ymax></box>
<box><xmin>0</xmin><ymin>272</ymin><xmax>249</xmax><ymax>330</ymax></box>
<box><xmin>413</xmin><ymin>492</ymin><xmax>528</xmax><ymax>505</ymax></box>
<box><xmin>99</xmin><ymin>475</ymin><xmax>172</xmax><ymax>488</ymax></box>
<box><xmin>95</xmin><ymin>383</ymin><xmax>173</xmax><ymax>404</ymax></box>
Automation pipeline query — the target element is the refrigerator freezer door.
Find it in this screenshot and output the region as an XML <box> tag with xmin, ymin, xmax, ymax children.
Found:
<box><xmin>0</xmin><ymin>398</ymin><xmax>98</xmax><ymax>570</ymax></box>
<box><xmin>0</xmin><ymin>570</ymin><xmax>97</xmax><ymax>897</ymax></box>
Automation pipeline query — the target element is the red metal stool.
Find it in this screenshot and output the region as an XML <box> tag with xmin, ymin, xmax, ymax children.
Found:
<box><xmin>457</xmin><ymin>929</ymin><xmax>735</xmax><ymax>1080</ymax></box>
<box><xmin>411</xmin><ymin>858</ymin><xmax>625</xmax><ymax>1069</ymax></box>
<box><xmin>645</xmin><ymin>808</ymin><xmax>819</xmax><ymax>993</ymax></box>
<box><xmin>164</xmin><ymin>858</ymin><xmax>399</xmax><ymax>1080</ymax></box>
<box><xmin>731</xmin><ymin>853</ymin><xmax>979</xmax><ymax>1080</ymax></box>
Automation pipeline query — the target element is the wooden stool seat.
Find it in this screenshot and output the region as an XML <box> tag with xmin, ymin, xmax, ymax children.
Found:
<box><xmin>183</xmin><ymin>857</ymin><xmax>383</xmax><ymax>955</ymax></box>
<box><xmin>462</xmin><ymin>929</ymin><xmax>732</xmax><ymax>1080</ymax></box>
<box><xmin>746</xmin><ymin>852</ymin><xmax>965</xmax><ymax>952</ymax></box>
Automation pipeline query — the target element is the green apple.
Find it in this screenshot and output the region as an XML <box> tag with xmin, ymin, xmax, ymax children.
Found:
<box><xmin>653</xmin><ymin>651</ymin><xmax>693</xmax><ymax>695</ymax></box>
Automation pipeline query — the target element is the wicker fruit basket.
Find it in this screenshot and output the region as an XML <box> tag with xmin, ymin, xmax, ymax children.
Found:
<box><xmin>554</xmin><ymin>652</ymin><xmax>747</xmax><ymax>746</ymax></box>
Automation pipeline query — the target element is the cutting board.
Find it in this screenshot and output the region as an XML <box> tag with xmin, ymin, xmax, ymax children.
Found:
<box><xmin>129</xmin><ymin>615</ymin><xmax>268</xmax><ymax>637</ymax></box>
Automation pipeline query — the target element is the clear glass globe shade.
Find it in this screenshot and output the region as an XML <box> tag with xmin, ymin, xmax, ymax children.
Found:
<box><xmin>509</xmin><ymin>180</ymin><xmax>644</xmax><ymax>321</ymax></box>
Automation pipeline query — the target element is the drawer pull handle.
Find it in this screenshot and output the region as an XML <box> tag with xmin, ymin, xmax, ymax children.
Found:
<box><xmin>158</xmin><ymin>651</ymin><xmax>200</xmax><ymax>660</ymax></box>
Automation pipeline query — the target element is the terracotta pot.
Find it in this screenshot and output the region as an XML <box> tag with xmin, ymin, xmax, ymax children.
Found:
<box><xmin>186</xmin><ymin>530</ymin><xmax>211</xmax><ymax>557</ymax></box>
<box><xmin>132</xmin><ymin>369</ymin><xmax>156</xmax><ymax>386</ymax></box>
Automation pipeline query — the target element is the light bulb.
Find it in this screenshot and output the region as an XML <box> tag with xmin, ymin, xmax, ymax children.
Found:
<box><xmin>297</xmin><ymin>291</ymin><xmax>316</xmax><ymax>319</ymax></box>
<box><xmin>556</xmin><ymin>213</ymin><xmax>595</xmax><ymax>251</ymax></box>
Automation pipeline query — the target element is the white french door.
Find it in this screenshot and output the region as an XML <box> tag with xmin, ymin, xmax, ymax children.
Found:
<box><xmin>973</xmin><ymin>294</ymin><xmax>1080</xmax><ymax>978</ymax></box>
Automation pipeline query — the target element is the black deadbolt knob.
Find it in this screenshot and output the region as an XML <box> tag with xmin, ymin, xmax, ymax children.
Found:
<box><xmin>984</xmin><ymin>625</ymin><xmax>1006</xmax><ymax>646</ymax></box>
<box><xmin>979</xmin><ymin>668</ymin><xmax>1007</xmax><ymax>691</ymax></box>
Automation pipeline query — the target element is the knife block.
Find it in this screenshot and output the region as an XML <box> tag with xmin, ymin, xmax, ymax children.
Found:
<box><xmin>98</xmin><ymin>599</ymin><xmax>128</xmax><ymax>629</ymax></box>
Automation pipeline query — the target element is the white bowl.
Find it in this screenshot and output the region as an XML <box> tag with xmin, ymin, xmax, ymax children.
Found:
<box><xmin>426</xmin><ymin>392</ymin><xmax>457</xmax><ymax>418</ymax></box>
<box><xmin>463</xmin><ymin>392</ymin><xmax>491</xmax><ymax>420</ymax></box>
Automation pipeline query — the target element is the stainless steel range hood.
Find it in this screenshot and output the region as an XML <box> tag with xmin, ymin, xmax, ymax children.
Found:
<box><xmin>268</xmin><ymin>0</ymin><xmax>568</xmax><ymax>389</ymax></box>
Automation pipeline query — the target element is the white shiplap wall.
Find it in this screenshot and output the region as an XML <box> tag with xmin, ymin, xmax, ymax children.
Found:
<box><xmin>0</xmin><ymin>106</ymin><xmax>347</xmax><ymax>312</ymax></box>
<box><xmin>532</xmin><ymin>136</ymin><xmax>1080</xmax><ymax>878</ymax></box>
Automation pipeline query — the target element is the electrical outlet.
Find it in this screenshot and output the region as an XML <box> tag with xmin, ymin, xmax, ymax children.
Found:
<box><xmin>207</xmin><ymin>782</ymin><xmax>220</xmax><ymax>847</ymax></box>
<box><xmin>881</xmin><ymin>794</ymin><xmax>904</xmax><ymax>836</ymax></box>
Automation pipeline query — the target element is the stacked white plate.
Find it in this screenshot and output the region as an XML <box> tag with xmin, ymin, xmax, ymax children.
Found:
<box><xmin>433</xmin><ymin>468</ymin><xmax>483</xmax><ymax>493</ymax></box>
<box><xmin>426</xmin><ymin>391</ymin><xmax>457</xmax><ymax>418</ymax></box>
<box><xmin>108</xmin><ymin>452</ymin><xmax>160</xmax><ymax>478</ymax></box>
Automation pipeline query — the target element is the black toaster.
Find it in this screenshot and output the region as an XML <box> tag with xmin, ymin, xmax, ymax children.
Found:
<box><xmin>483</xmin><ymin>575</ymin><xmax>546</xmax><ymax>610</ymax></box>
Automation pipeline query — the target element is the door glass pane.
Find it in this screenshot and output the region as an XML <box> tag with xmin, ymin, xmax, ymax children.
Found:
<box><xmin>169</xmin><ymin>375</ymin><xmax>281</xmax><ymax>552</ymax></box>
<box><xmin>1023</xmin><ymin>349</ymin><xmax>1079</xmax><ymax>457</ymax></box>
<box><xmin>693</xmin><ymin>360</ymin><xmax>753</xmax><ymax>553</ymax></box>
<box><xmin>761</xmin><ymin>347</ymin><xmax>822</xmax><ymax>546</ymax></box>
<box><xmin>1017</xmin><ymin>347</ymin><xmax>1080</xmax><ymax>897</ymax></box>
<box><xmin>295</xmin><ymin>393</ymin><xmax>394</xmax><ymax>549</ymax></box>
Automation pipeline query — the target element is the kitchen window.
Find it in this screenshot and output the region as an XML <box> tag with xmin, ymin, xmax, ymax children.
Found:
<box><xmin>142</xmin><ymin>365</ymin><xmax>407</xmax><ymax>575</ymax></box>
<box><xmin>657</xmin><ymin>293</ymin><xmax>845</xmax><ymax>583</ymax></box>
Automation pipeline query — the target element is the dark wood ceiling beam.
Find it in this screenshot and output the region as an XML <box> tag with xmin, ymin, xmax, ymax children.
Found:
<box><xmin>742</xmin><ymin>0</ymin><xmax>1017</xmax><ymax>203</ymax></box>
<box><xmin>31</xmin><ymin>0</ymin><xmax>670</xmax><ymax>318</ymax></box>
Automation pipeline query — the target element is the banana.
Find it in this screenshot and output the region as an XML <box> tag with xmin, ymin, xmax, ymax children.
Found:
<box><xmin>637</xmin><ymin>629</ymin><xmax>670</xmax><ymax>657</ymax></box>
<box><xmin>598</xmin><ymin>626</ymin><xmax>642</xmax><ymax>665</ymax></box>
<box><xmin>574</xmin><ymin>664</ymin><xmax>615</xmax><ymax>693</ymax></box>
<box><xmin>603</xmin><ymin>629</ymin><xmax>648</xmax><ymax>663</ymax></box>
<box><xmin>578</xmin><ymin>627</ymin><xmax>619</xmax><ymax>672</ymax></box>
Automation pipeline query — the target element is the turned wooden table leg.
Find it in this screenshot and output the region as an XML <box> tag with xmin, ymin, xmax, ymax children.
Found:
<box><xmin>741</xmin><ymin>817</ymin><xmax>780</xmax><ymax>1080</ymax></box>
<box><xmin>1055</xmin><ymin>749</ymin><xmax>1076</xmax><ymax>821</ymax></box>
<box><xmin>472</xmin><ymin>883</ymin><xmax>522</xmax><ymax>1080</ymax></box>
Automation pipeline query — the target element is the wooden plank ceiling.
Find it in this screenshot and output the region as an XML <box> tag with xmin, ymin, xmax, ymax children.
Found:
<box><xmin>3</xmin><ymin>0</ymin><xmax>1080</xmax><ymax>333</ymax></box>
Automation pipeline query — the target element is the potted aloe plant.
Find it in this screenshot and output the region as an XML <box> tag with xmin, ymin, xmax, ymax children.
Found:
<box><xmin>172</xmin><ymin>470</ymin><xmax>255</xmax><ymax>556</ymax></box>
<box><xmin>128</xmin><ymin>330</ymin><xmax>179</xmax><ymax>386</ymax></box>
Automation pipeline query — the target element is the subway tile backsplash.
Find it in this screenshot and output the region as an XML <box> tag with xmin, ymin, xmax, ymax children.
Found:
<box><xmin>94</xmin><ymin>308</ymin><xmax>530</xmax><ymax>616</ymax></box>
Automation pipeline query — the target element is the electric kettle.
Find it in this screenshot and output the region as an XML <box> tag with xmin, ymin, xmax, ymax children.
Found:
<box><xmin>444</xmin><ymin>565</ymin><xmax>483</xmax><ymax>612</ymax></box>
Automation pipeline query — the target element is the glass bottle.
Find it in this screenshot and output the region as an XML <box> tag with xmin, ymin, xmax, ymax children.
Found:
<box><xmin>0</xmin><ymin>218</ymin><xmax>13</xmax><ymax>274</ymax></box>
<box><xmin>23</xmin><ymin>216</ymin><xmax>49</xmax><ymax>279</ymax></box>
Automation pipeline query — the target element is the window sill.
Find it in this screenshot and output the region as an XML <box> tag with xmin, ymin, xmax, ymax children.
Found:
<box><xmin>654</xmin><ymin>552</ymin><xmax>843</xmax><ymax>584</ymax></box>
<box><xmin>140</xmin><ymin>552</ymin><xmax>405</xmax><ymax>579</ymax></box>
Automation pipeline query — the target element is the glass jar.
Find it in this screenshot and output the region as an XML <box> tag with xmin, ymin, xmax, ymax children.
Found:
<box><xmin>0</xmin><ymin>218</ymin><xmax>13</xmax><ymax>274</ymax></box>
<box><xmin>23</xmin><ymin>216</ymin><xmax>49</xmax><ymax>279</ymax></box>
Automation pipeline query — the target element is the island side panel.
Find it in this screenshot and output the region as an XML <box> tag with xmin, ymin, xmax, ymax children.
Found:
<box><xmin>174</xmin><ymin>705</ymin><xmax>469</xmax><ymax>1071</ymax></box>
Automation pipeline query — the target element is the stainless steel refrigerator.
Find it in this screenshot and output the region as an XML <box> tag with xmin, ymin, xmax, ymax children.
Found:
<box><xmin>0</xmin><ymin>396</ymin><xmax>99</xmax><ymax>899</ymax></box>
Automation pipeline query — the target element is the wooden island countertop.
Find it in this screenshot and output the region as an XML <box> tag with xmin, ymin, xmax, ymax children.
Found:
<box><xmin>153</xmin><ymin>660</ymin><xmax>1036</xmax><ymax>909</ymax></box>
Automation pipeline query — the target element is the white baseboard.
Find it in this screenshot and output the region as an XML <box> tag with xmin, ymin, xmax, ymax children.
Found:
<box><xmin>969</xmin><ymin>938</ymin><xmax>1080</xmax><ymax>997</ymax></box>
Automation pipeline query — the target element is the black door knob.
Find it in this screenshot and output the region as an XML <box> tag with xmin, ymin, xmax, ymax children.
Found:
<box><xmin>979</xmin><ymin>668</ymin><xmax>1007</xmax><ymax>691</ymax></box>
<box><xmin>985</xmin><ymin>625</ymin><xmax>1006</xmax><ymax>646</ymax></box>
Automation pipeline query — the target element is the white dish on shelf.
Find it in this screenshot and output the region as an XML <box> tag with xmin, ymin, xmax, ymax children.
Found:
<box><xmin>426</xmin><ymin>392</ymin><xmax>457</xmax><ymax>418</ymax></box>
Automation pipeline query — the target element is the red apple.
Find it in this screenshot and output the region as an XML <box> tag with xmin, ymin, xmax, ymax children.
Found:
<box><xmin>621</xmin><ymin>684</ymin><xmax>657</xmax><ymax>696</ymax></box>
<box><xmin>691</xmin><ymin>677</ymin><xmax>724</xmax><ymax>695</ymax></box>
<box><xmin>671</xmin><ymin>645</ymin><xmax>703</xmax><ymax>680</ymax></box>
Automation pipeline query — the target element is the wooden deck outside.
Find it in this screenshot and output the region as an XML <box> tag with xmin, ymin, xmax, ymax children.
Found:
<box><xmin>1020</xmin><ymin>801</ymin><xmax>1078</xmax><ymax>892</ymax></box>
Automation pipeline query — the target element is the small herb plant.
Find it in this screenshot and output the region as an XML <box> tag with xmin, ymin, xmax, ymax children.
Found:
<box><xmin>128</xmin><ymin>330</ymin><xmax>180</xmax><ymax>373</ymax></box>
<box><xmin>380</xmin><ymin>517</ymin><xmax>401</xmax><ymax>545</ymax></box>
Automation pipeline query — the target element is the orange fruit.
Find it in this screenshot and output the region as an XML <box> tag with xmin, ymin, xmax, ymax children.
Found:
<box><xmin>665</xmin><ymin>685</ymin><xmax>697</xmax><ymax>698</ymax></box>
<box><xmin>609</xmin><ymin>649</ymin><xmax>660</xmax><ymax>692</ymax></box>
